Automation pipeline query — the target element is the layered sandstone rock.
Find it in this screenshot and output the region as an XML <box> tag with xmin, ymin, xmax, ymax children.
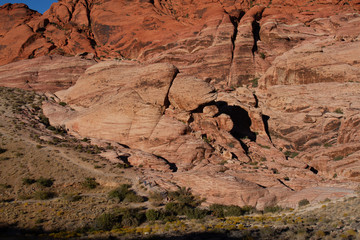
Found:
<box><xmin>1</xmin><ymin>0</ymin><xmax>359</xmax><ymax>208</ymax></box>
<box><xmin>2</xmin><ymin>0</ymin><xmax>359</xmax><ymax>87</ymax></box>
<box><xmin>0</xmin><ymin>55</ymin><xmax>95</xmax><ymax>92</ymax></box>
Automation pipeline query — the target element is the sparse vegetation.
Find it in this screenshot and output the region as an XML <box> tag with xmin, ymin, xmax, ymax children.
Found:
<box><xmin>37</xmin><ymin>177</ymin><xmax>54</xmax><ymax>187</ymax></box>
<box><xmin>108</xmin><ymin>184</ymin><xmax>145</xmax><ymax>203</ymax></box>
<box><xmin>81</xmin><ymin>177</ymin><xmax>99</xmax><ymax>189</ymax></box>
<box><xmin>333</xmin><ymin>155</ymin><xmax>344</xmax><ymax>161</ymax></box>
<box><xmin>334</xmin><ymin>108</ymin><xmax>343</xmax><ymax>114</ymax></box>
<box><xmin>34</xmin><ymin>190</ymin><xmax>57</xmax><ymax>200</ymax></box>
<box><xmin>251</xmin><ymin>78</ymin><xmax>259</xmax><ymax>88</ymax></box>
<box><xmin>284</xmin><ymin>151</ymin><xmax>299</xmax><ymax>158</ymax></box>
<box><xmin>298</xmin><ymin>199</ymin><xmax>310</xmax><ymax>207</ymax></box>
<box><xmin>22</xmin><ymin>177</ymin><xmax>36</xmax><ymax>185</ymax></box>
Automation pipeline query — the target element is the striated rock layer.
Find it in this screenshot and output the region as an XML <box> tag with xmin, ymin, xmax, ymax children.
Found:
<box><xmin>1</xmin><ymin>0</ymin><xmax>359</xmax><ymax>86</ymax></box>
<box><xmin>0</xmin><ymin>0</ymin><xmax>359</xmax><ymax>208</ymax></box>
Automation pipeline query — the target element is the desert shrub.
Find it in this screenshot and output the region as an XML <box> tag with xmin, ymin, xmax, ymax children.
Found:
<box><xmin>63</xmin><ymin>193</ymin><xmax>82</xmax><ymax>202</ymax></box>
<box><xmin>39</xmin><ymin>114</ymin><xmax>50</xmax><ymax>127</ymax></box>
<box><xmin>108</xmin><ymin>184</ymin><xmax>130</xmax><ymax>201</ymax></box>
<box><xmin>146</xmin><ymin>209</ymin><xmax>162</xmax><ymax>221</ymax></box>
<box><xmin>264</xmin><ymin>205</ymin><xmax>283</xmax><ymax>213</ymax></box>
<box><xmin>165</xmin><ymin>202</ymin><xmax>186</xmax><ymax>216</ymax></box>
<box><xmin>124</xmin><ymin>191</ymin><xmax>145</xmax><ymax>203</ymax></box>
<box><xmin>109</xmin><ymin>184</ymin><xmax>145</xmax><ymax>203</ymax></box>
<box><xmin>210</xmin><ymin>204</ymin><xmax>253</xmax><ymax>218</ymax></box>
<box><xmin>37</xmin><ymin>177</ymin><xmax>54</xmax><ymax>187</ymax></box>
<box><xmin>95</xmin><ymin>208</ymin><xmax>145</xmax><ymax>231</ymax></box>
<box><xmin>22</xmin><ymin>178</ymin><xmax>36</xmax><ymax>185</ymax></box>
<box><xmin>224</xmin><ymin>205</ymin><xmax>246</xmax><ymax>216</ymax></box>
<box><xmin>0</xmin><ymin>147</ymin><xmax>6</xmax><ymax>154</ymax></box>
<box><xmin>0</xmin><ymin>184</ymin><xmax>11</xmax><ymax>189</ymax></box>
<box><xmin>298</xmin><ymin>199</ymin><xmax>310</xmax><ymax>207</ymax></box>
<box><xmin>95</xmin><ymin>213</ymin><xmax>118</xmax><ymax>231</ymax></box>
<box><xmin>116</xmin><ymin>163</ymin><xmax>131</xmax><ymax>169</ymax></box>
<box><xmin>167</xmin><ymin>187</ymin><xmax>203</xmax><ymax>208</ymax></box>
<box><xmin>149</xmin><ymin>191</ymin><xmax>164</xmax><ymax>206</ymax></box>
<box><xmin>34</xmin><ymin>191</ymin><xmax>56</xmax><ymax>200</ymax></box>
<box><xmin>333</xmin><ymin>156</ymin><xmax>343</xmax><ymax>161</ymax></box>
<box><xmin>185</xmin><ymin>208</ymin><xmax>208</xmax><ymax>219</ymax></box>
<box><xmin>59</xmin><ymin>102</ymin><xmax>67</xmax><ymax>106</ymax></box>
<box><xmin>82</xmin><ymin>177</ymin><xmax>99</xmax><ymax>189</ymax></box>
<box><xmin>116</xmin><ymin>208</ymin><xmax>146</xmax><ymax>228</ymax></box>
<box><xmin>260</xmin><ymin>52</ymin><xmax>266</xmax><ymax>59</ymax></box>
<box><xmin>210</xmin><ymin>204</ymin><xmax>226</xmax><ymax>218</ymax></box>
<box><xmin>108</xmin><ymin>184</ymin><xmax>144</xmax><ymax>203</ymax></box>
<box><xmin>334</xmin><ymin>108</ymin><xmax>343</xmax><ymax>114</ymax></box>
<box><xmin>284</xmin><ymin>151</ymin><xmax>299</xmax><ymax>158</ymax></box>
<box><xmin>251</xmin><ymin>78</ymin><xmax>259</xmax><ymax>88</ymax></box>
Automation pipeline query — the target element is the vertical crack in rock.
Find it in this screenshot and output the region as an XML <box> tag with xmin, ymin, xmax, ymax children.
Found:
<box><xmin>228</xmin><ymin>11</ymin><xmax>245</xmax><ymax>86</ymax></box>
<box><xmin>85</xmin><ymin>0</ymin><xmax>97</xmax><ymax>50</ymax></box>
<box><xmin>163</xmin><ymin>68</ymin><xmax>179</xmax><ymax>111</ymax></box>
<box><xmin>262</xmin><ymin>114</ymin><xmax>272</xmax><ymax>142</ymax></box>
<box><xmin>251</xmin><ymin>10</ymin><xmax>264</xmax><ymax>55</ymax></box>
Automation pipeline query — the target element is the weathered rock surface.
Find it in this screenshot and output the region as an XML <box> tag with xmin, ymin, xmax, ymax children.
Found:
<box><xmin>0</xmin><ymin>55</ymin><xmax>95</xmax><ymax>92</ymax></box>
<box><xmin>1</xmin><ymin>0</ymin><xmax>359</xmax><ymax>208</ymax></box>
<box><xmin>1</xmin><ymin>0</ymin><xmax>359</xmax><ymax>87</ymax></box>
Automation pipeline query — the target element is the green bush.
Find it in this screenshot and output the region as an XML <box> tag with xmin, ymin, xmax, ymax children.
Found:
<box><xmin>165</xmin><ymin>202</ymin><xmax>185</xmax><ymax>215</ymax></box>
<box><xmin>125</xmin><ymin>193</ymin><xmax>145</xmax><ymax>203</ymax></box>
<box><xmin>224</xmin><ymin>205</ymin><xmax>245</xmax><ymax>216</ymax></box>
<box><xmin>34</xmin><ymin>191</ymin><xmax>56</xmax><ymax>200</ymax></box>
<box><xmin>209</xmin><ymin>204</ymin><xmax>253</xmax><ymax>218</ymax></box>
<box><xmin>95</xmin><ymin>213</ymin><xmax>117</xmax><ymax>231</ymax></box>
<box><xmin>264</xmin><ymin>205</ymin><xmax>283</xmax><ymax>213</ymax></box>
<box><xmin>334</xmin><ymin>108</ymin><xmax>343</xmax><ymax>114</ymax></box>
<box><xmin>95</xmin><ymin>208</ymin><xmax>146</xmax><ymax>231</ymax></box>
<box><xmin>149</xmin><ymin>191</ymin><xmax>164</xmax><ymax>206</ymax></box>
<box><xmin>284</xmin><ymin>151</ymin><xmax>299</xmax><ymax>158</ymax></box>
<box><xmin>119</xmin><ymin>208</ymin><xmax>145</xmax><ymax>227</ymax></box>
<box><xmin>63</xmin><ymin>193</ymin><xmax>82</xmax><ymax>202</ymax></box>
<box><xmin>298</xmin><ymin>199</ymin><xmax>310</xmax><ymax>207</ymax></box>
<box><xmin>251</xmin><ymin>78</ymin><xmax>259</xmax><ymax>88</ymax></box>
<box><xmin>82</xmin><ymin>177</ymin><xmax>99</xmax><ymax>189</ymax></box>
<box><xmin>37</xmin><ymin>177</ymin><xmax>54</xmax><ymax>187</ymax></box>
<box><xmin>22</xmin><ymin>178</ymin><xmax>36</xmax><ymax>185</ymax></box>
<box><xmin>333</xmin><ymin>156</ymin><xmax>344</xmax><ymax>161</ymax></box>
<box><xmin>185</xmin><ymin>208</ymin><xmax>208</xmax><ymax>219</ymax></box>
<box><xmin>146</xmin><ymin>209</ymin><xmax>161</xmax><ymax>221</ymax></box>
<box><xmin>108</xmin><ymin>184</ymin><xmax>145</xmax><ymax>203</ymax></box>
<box><xmin>167</xmin><ymin>187</ymin><xmax>203</xmax><ymax>208</ymax></box>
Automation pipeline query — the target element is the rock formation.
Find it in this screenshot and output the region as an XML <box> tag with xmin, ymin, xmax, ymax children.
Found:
<box><xmin>0</xmin><ymin>0</ymin><xmax>360</xmax><ymax>208</ymax></box>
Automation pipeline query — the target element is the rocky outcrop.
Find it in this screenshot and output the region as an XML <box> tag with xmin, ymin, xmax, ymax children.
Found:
<box><xmin>257</xmin><ymin>82</ymin><xmax>360</xmax><ymax>183</ymax></box>
<box><xmin>1</xmin><ymin>0</ymin><xmax>359</xmax><ymax>208</ymax></box>
<box><xmin>1</xmin><ymin>0</ymin><xmax>359</xmax><ymax>87</ymax></box>
<box><xmin>0</xmin><ymin>55</ymin><xmax>95</xmax><ymax>92</ymax></box>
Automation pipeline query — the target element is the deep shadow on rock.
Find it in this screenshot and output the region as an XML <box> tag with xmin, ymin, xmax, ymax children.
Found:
<box><xmin>214</xmin><ymin>101</ymin><xmax>256</xmax><ymax>141</ymax></box>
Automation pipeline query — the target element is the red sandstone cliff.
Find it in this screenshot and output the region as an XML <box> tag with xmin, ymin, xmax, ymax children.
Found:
<box><xmin>0</xmin><ymin>0</ymin><xmax>360</xmax><ymax>207</ymax></box>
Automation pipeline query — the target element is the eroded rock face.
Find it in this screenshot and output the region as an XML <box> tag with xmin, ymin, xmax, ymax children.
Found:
<box><xmin>0</xmin><ymin>55</ymin><xmax>95</xmax><ymax>92</ymax></box>
<box><xmin>1</xmin><ymin>0</ymin><xmax>359</xmax><ymax>208</ymax></box>
<box><xmin>1</xmin><ymin>0</ymin><xmax>359</xmax><ymax>87</ymax></box>
<box><xmin>258</xmin><ymin>82</ymin><xmax>360</xmax><ymax>182</ymax></box>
